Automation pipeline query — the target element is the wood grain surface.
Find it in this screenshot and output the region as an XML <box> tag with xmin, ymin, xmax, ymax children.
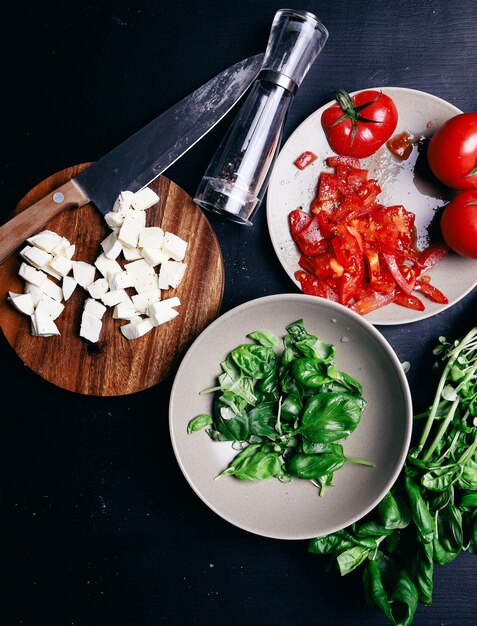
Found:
<box><xmin>0</xmin><ymin>164</ymin><xmax>224</xmax><ymax>396</ymax></box>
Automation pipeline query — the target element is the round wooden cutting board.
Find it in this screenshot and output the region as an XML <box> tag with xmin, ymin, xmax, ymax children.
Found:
<box><xmin>0</xmin><ymin>164</ymin><xmax>224</xmax><ymax>396</ymax></box>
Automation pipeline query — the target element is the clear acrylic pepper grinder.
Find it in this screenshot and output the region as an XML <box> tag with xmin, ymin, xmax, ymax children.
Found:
<box><xmin>194</xmin><ymin>8</ymin><xmax>328</xmax><ymax>225</ymax></box>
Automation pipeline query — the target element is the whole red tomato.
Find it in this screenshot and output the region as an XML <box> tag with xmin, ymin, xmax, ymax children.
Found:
<box><xmin>427</xmin><ymin>112</ymin><xmax>477</xmax><ymax>189</ymax></box>
<box><xmin>321</xmin><ymin>89</ymin><xmax>398</xmax><ymax>158</ymax></box>
<box><xmin>440</xmin><ymin>189</ymin><xmax>477</xmax><ymax>258</ymax></box>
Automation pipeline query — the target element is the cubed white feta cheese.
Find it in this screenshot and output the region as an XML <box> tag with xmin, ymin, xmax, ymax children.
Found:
<box><xmin>84</xmin><ymin>297</ymin><xmax>107</xmax><ymax>320</ymax></box>
<box><xmin>48</xmin><ymin>254</ymin><xmax>72</xmax><ymax>277</ymax></box>
<box><xmin>31</xmin><ymin>310</ymin><xmax>60</xmax><ymax>337</ymax></box>
<box><xmin>27</xmin><ymin>230</ymin><xmax>63</xmax><ymax>252</ymax></box>
<box><xmin>140</xmin><ymin>247</ymin><xmax>168</xmax><ymax>267</ymax></box>
<box><xmin>24</xmin><ymin>283</ymin><xmax>43</xmax><ymax>307</ymax></box>
<box><xmin>100</xmin><ymin>231</ymin><xmax>122</xmax><ymax>260</ymax></box>
<box><xmin>158</xmin><ymin>260</ymin><xmax>187</xmax><ymax>289</ymax></box>
<box><xmin>120</xmin><ymin>317</ymin><xmax>154</xmax><ymax>340</ymax></box>
<box><xmin>101</xmin><ymin>289</ymin><xmax>130</xmax><ymax>307</ymax></box>
<box><xmin>113</xmin><ymin>301</ymin><xmax>138</xmax><ymax>320</ymax></box>
<box><xmin>20</xmin><ymin>245</ymin><xmax>53</xmax><ymax>268</ymax></box>
<box><xmin>94</xmin><ymin>253</ymin><xmax>122</xmax><ymax>279</ymax></box>
<box><xmin>72</xmin><ymin>261</ymin><xmax>96</xmax><ymax>288</ymax></box>
<box><xmin>104</xmin><ymin>211</ymin><xmax>124</xmax><ymax>229</ymax></box>
<box><xmin>131</xmin><ymin>187</ymin><xmax>159</xmax><ymax>211</ymax></box>
<box><xmin>87</xmin><ymin>277</ymin><xmax>109</xmax><ymax>299</ymax></box>
<box><xmin>40</xmin><ymin>277</ymin><xmax>64</xmax><ymax>302</ymax></box>
<box><xmin>36</xmin><ymin>293</ymin><xmax>65</xmax><ymax>320</ymax></box>
<box><xmin>79</xmin><ymin>310</ymin><xmax>102</xmax><ymax>343</ymax></box>
<box><xmin>112</xmin><ymin>190</ymin><xmax>135</xmax><ymax>214</ymax></box>
<box><xmin>60</xmin><ymin>244</ymin><xmax>76</xmax><ymax>259</ymax></box>
<box><xmin>148</xmin><ymin>297</ymin><xmax>181</xmax><ymax>326</ymax></box>
<box><xmin>121</xmin><ymin>245</ymin><xmax>143</xmax><ymax>261</ymax></box>
<box><xmin>8</xmin><ymin>291</ymin><xmax>35</xmax><ymax>316</ymax></box>
<box><xmin>118</xmin><ymin>212</ymin><xmax>146</xmax><ymax>249</ymax></box>
<box><xmin>19</xmin><ymin>262</ymin><xmax>48</xmax><ymax>287</ymax></box>
<box><xmin>62</xmin><ymin>276</ymin><xmax>77</xmax><ymax>301</ymax></box>
<box><xmin>51</xmin><ymin>237</ymin><xmax>72</xmax><ymax>256</ymax></box>
<box><xmin>139</xmin><ymin>227</ymin><xmax>164</xmax><ymax>249</ymax></box>
<box><xmin>124</xmin><ymin>258</ymin><xmax>155</xmax><ymax>280</ymax></box>
<box><xmin>131</xmin><ymin>289</ymin><xmax>161</xmax><ymax>314</ymax></box>
<box><xmin>108</xmin><ymin>270</ymin><xmax>134</xmax><ymax>290</ymax></box>
<box><xmin>161</xmin><ymin>232</ymin><xmax>188</xmax><ymax>262</ymax></box>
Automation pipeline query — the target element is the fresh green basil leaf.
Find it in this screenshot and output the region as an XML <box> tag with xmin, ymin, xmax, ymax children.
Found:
<box><xmin>413</xmin><ymin>541</ymin><xmax>434</xmax><ymax>606</ymax></box>
<box><xmin>247</xmin><ymin>330</ymin><xmax>280</xmax><ymax>348</ymax></box>
<box><xmin>296</xmin><ymin>337</ymin><xmax>336</xmax><ymax>362</ymax></box>
<box><xmin>247</xmin><ymin>401</ymin><xmax>279</xmax><ymax>439</ymax></box>
<box><xmin>287</xmin><ymin>450</ymin><xmax>344</xmax><ymax>479</ymax></box>
<box><xmin>187</xmin><ymin>414</ymin><xmax>213</xmax><ymax>434</ymax></box>
<box><xmin>300</xmin><ymin>393</ymin><xmax>363</xmax><ymax>443</ymax></box>
<box><xmin>285</xmin><ymin>319</ymin><xmax>310</xmax><ymax>341</ymax></box>
<box><xmin>213</xmin><ymin>399</ymin><xmax>250</xmax><ymax>442</ymax></box>
<box><xmin>362</xmin><ymin>556</ymin><xmax>395</xmax><ymax>624</ymax></box>
<box><xmin>337</xmin><ymin>545</ymin><xmax>370</xmax><ymax>576</ymax></box>
<box><xmin>257</xmin><ymin>366</ymin><xmax>279</xmax><ymax>398</ymax></box>
<box><xmin>459</xmin><ymin>491</ymin><xmax>477</xmax><ymax>508</ymax></box>
<box><xmin>421</xmin><ymin>464</ymin><xmax>463</xmax><ymax>491</ymax></box>
<box><xmin>388</xmin><ymin>569</ymin><xmax>419</xmax><ymax>626</ymax></box>
<box><xmin>378</xmin><ymin>492</ymin><xmax>410</xmax><ymax>530</ymax></box>
<box><xmin>292</xmin><ymin>358</ymin><xmax>329</xmax><ymax>388</ymax></box>
<box><xmin>458</xmin><ymin>457</ymin><xmax>477</xmax><ymax>489</ymax></box>
<box><xmin>218</xmin><ymin>443</ymin><xmax>283</xmax><ymax>480</ymax></box>
<box><xmin>231</xmin><ymin>344</ymin><xmax>277</xmax><ymax>379</ymax></box>
<box><xmin>404</xmin><ymin>476</ymin><xmax>434</xmax><ymax>544</ymax></box>
<box><xmin>327</xmin><ymin>363</ymin><xmax>363</xmax><ymax>395</ymax></box>
<box><xmin>355</xmin><ymin>520</ymin><xmax>395</xmax><ymax>539</ymax></box>
<box><xmin>308</xmin><ymin>530</ymin><xmax>355</xmax><ymax>555</ymax></box>
<box><xmin>280</xmin><ymin>393</ymin><xmax>302</xmax><ymax>422</ymax></box>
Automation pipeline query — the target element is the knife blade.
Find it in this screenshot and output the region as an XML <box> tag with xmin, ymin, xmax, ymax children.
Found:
<box><xmin>0</xmin><ymin>53</ymin><xmax>264</xmax><ymax>263</ymax></box>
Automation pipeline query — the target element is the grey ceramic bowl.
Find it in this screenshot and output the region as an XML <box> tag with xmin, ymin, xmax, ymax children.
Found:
<box><xmin>169</xmin><ymin>294</ymin><xmax>412</xmax><ymax>540</ymax></box>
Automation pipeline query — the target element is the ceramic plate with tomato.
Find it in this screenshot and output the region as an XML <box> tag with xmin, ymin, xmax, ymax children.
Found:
<box><xmin>267</xmin><ymin>87</ymin><xmax>477</xmax><ymax>325</ymax></box>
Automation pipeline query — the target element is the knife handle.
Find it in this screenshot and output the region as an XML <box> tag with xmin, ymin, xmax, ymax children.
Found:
<box><xmin>0</xmin><ymin>179</ymin><xmax>89</xmax><ymax>263</ymax></box>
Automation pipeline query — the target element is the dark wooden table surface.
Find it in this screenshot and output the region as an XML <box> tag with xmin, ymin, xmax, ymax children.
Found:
<box><xmin>1</xmin><ymin>1</ymin><xmax>476</xmax><ymax>624</ymax></box>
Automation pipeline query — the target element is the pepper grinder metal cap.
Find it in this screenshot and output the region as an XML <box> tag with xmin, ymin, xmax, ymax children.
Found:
<box><xmin>194</xmin><ymin>9</ymin><xmax>328</xmax><ymax>224</ymax></box>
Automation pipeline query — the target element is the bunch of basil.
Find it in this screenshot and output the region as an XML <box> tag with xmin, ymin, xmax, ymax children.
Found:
<box><xmin>188</xmin><ymin>320</ymin><xmax>373</xmax><ymax>492</ymax></box>
<box><xmin>309</xmin><ymin>327</ymin><xmax>477</xmax><ymax>625</ymax></box>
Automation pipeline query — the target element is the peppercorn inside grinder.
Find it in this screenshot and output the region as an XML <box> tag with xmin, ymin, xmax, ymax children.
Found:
<box><xmin>194</xmin><ymin>9</ymin><xmax>328</xmax><ymax>225</ymax></box>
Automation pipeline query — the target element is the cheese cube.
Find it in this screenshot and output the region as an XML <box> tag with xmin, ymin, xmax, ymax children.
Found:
<box><xmin>24</xmin><ymin>283</ymin><xmax>43</xmax><ymax>307</ymax></box>
<box><xmin>122</xmin><ymin>245</ymin><xmax>143</xmax><ymax>261</ymax></box>
<box><xmin>101</xmin><ymin>289</ymin><xmax>129</xmax><ymax>307</ymax></box>
<box><xmin>72</xmin><ymin>261</ymin><xmax>96</xmax><ymax>288</ymax></box>
<box><xmin>104</xmin><ymin>211</ymin><xmax>124</xmax><ymax>229</ymax></box>
<box><xmin>125</xmin><ymin>258</ymin><xmax>155</xmax><ymax>280</ymax></box>
<box><xmin>42</xmin><ymin>264</ymin><xmax>63</xmax><ymax>280</ymax></box>
<box><xmin>120</xmin><ymin>318</ymin><xmax>154</xmax><ymax>340</ymax></box>
<box><xmin>131</xmin><ymin>187</ymin><xmax>159</xmax><ymax>211</ymax></box>
<box><xmin>140</xmin><ymin>247</ymin><xmax>168</xmax><ymax>267</ymax></box>
<box><xmin>31</xmin><ymin>310</ymin><xmax>60</xmax><ymax>337</ymax></box>
<box><xmin>48</xmin><ymin>254</ymin><xmax>72</xmax><ymax>277</ymax></box>
<box><xmin>87</xmin><ymin>277</ymin><xmax>109</xmax><ymax>299</ymax></box>
<box><xmin>112</xmin><ymin>190</ymin><xmax>135</xmax><ymax>214</ymax></box>
<box><xmin>40</xmin><ymin>277</ymin><xmax>64</xmax><ymax>302</ymax></box>
<box><xmin>148</xmin><ymin>297</ymin><xmax>180</xmax><ymax>326</ymax></box>
<box><xmin>113</xmin><ymin>301</ymin><xmax>138</xmax><ymax>320</ymax></box>
<box><xmin>19</xmin><ymin>262</ymin><xmax>47</xmax><ymax>287</ymax></box>
<box><xmin>20</xmin><ymin>245</ymin><xmax>53</xmax><ymax>268</ymax></box>
<box><xmin>94</xmin><ymin>254</ymin><xmax>122</xmax><ymax>279</ymax></box>
<box><xmin>139</xmin><ymin>227</ymin><xmax>164</xmax><ymax>249</ymax></box>
<box><xmin>131</xmin><ymin>289</ymin><xmax>161</xmax><ymax>314</ymax></box>
<box><xmin>118</xmin><ymin>212</ymin><xmax>146</xmax><ymax>249</ymax></box>
<box><xmin>51</xmin><ymin>237</ymin><xmax>72</xmax><ymax>256</ymax></box>
<box><xmin>27</xmin><ymin>230</ymin><xmax>63</xmax><ymax>252</ymax></box>
<box><xmin>36</xmin><ymin>293</ymin><xmax>65</xmax><ymax>320</ymax></box>
<box><xmin>60</xmin><ymin>244</ymin><xmax>76</xmax><ymax>259</ymax></box>
<box><xmin>108</xmin><ymin>271</ymin><xmax>134</xmax><ymax>290</ymax></box>
<box><xmin>84</xmin><ymin>297</ymin><xmax>107</xmax><ymax>320</ymax></box>
<box><xmin>62</xmin><ymin>276</ymin><xmax>77</xmax><ymax>301</ymax></box>
<box><xmin>158</xmin><ymin>260</ymin><xmax>187</xmax><ymax>289</ymax></box>
<box><xmin>80</xmin><ymin>310</ymin><xmax>102</xmax><ymax>343</ymax></box>
<box><xmin>101</xmin><ymin>231</ymin><xmax>122</xmax><ymax>260</ymax></box>
<box><xmin>161</xmin><ymin>232</ymin><xmax>188</xmax><ymax>262</ymax></box>
<box><xmin>8</xmin><ymin>292</ymin><xmax>35</xmax><ymax>316</ymax></box>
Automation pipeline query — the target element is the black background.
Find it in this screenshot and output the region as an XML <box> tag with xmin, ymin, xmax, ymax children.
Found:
<box><xmin>1</xmin><ymin>1</ymin><xmax>477</xmax><ymax>624</ymax></box>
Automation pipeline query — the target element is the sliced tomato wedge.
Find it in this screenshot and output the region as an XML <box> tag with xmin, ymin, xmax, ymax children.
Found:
<box><xmin>393</xmin><ymin>292</ymin><xmax>425</xmax><ymax>311</ymax></box>
<box><xmin>414</xmin><ymin>279</ymin><xmax>449</xmax><ymax>304</ymax></box>
<box><xmin>294</xmin><ymin>151</ymin><xmax>318</xmax><ymax>170</ymax></box>
<box><xmin>351</xmin><ymin>289</ymin><xmax>396</xmax><ymax>315</ymax></box>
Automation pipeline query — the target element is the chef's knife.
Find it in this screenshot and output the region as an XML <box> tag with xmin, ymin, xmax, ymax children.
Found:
<box><xmin>0</xmin><ymin>53</ymin><xmax>264</xmax><ymax>263</ymax></box>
